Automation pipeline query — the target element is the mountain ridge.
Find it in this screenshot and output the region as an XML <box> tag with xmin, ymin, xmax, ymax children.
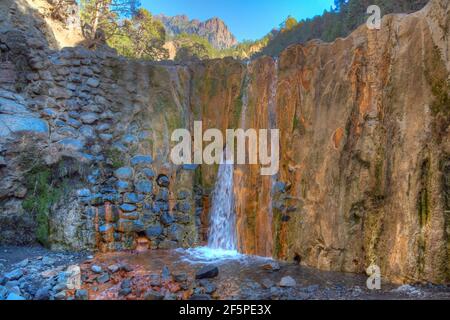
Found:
<box><xmin>155</xmin><ymin>14</ymin><xmax>238</xmax><ymax>50</ymax></box>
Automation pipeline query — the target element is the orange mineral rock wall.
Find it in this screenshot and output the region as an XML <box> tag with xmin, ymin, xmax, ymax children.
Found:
<box><xmin>193</xmin><ymin>0</ymin><xmax>449</xmax><ymax>283</ymax></box>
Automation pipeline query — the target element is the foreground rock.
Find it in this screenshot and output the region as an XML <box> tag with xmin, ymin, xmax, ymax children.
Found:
<box><xmin>195</xmin><ymin>266</ymin><xmax>219</xmax><ymax>279</ymax></box>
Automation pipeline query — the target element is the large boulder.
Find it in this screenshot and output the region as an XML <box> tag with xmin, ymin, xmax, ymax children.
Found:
<box><xmin>0</xmin><ymin>115</ymin><xmax>49</xmax><ymax>137</ymax></box>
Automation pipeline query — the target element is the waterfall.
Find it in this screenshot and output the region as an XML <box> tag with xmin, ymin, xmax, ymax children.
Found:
<box><xmin>207</xmin><ymin>150</ymin><xmax>237</xmax><ymax>251</ymax></box>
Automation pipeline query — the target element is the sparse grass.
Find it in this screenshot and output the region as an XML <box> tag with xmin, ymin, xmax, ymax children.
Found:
<box><xmin>22</xmin><ymin>167</ymin><xmax>65</xmax><ymax>247</ymax></box>
<box><xmin>106</xmin><ymin>148</ymin><xmax>125</xmax><ymax>169</ymax></box>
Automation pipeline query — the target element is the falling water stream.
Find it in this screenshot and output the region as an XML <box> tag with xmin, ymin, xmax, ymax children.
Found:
<box><xmin>207</xmin><ymin>155</ymin><xmax>236</xmax><ymax>251</ymax></box>
<box><xmin>181</xmin><ymin>148</ymin><xmax>241</xmax><ymax>262</ymax></box>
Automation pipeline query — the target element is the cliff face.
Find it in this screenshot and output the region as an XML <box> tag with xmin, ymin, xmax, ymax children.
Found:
<box><xmin>0</xmin><ymin>0</ymin><xmax>448</xmax><ymax>284</ymax></box>
<box><xmin>191</xmin><ymin>0</ymin><xmax>450</xmax><ymax>283</ymax></box>
<box><xmin>156</xmin><ymin>14</ymin><xmax>238</xmax><ymax>50</ymax></box>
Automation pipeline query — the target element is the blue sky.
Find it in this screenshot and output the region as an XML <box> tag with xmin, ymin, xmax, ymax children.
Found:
<box><xmin>142</xmin><ymin>0</ymin><xmax>335</xmax><ymax>41</ymax></box>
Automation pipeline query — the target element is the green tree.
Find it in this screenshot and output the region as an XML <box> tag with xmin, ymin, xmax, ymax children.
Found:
<box><xmin>281</xmin><ymin>15</ymin><xmax>298</xmax><ymax>31</ymax></box>
<box><xmin>80</xmin><ymin>0</ymin><xmax>140</xmax><ymax>44</ymax></box>
<box><xmin>174</xmin><ymin>33</ymin><xmax>215</xmax><ymax>61</ymax></box>
<box><xmin>109</xmin><ymin>8</ymin><xmax>168</xmax><ymax>60</ymax></box>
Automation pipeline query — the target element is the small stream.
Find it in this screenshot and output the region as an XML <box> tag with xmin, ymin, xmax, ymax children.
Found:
<box><xmin>90</xmin><ymin>249</ymin><xmax>450</xmax><ymax>300</ymax></box>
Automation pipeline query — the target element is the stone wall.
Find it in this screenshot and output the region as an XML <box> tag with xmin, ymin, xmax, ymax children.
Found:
<box><xmin>0</xmin><ymin>29</ymin><xmax>200</xmax><ymax>252</ymax></box>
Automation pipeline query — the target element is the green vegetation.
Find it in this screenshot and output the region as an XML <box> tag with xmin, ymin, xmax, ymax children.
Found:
<box><xmin>417</xmin><ymin>159</ymin><xmax>431</xmax><ymax>228</ymax></box>
<box><xmin>80</xmin><ymin>0</ymin><xmax>430</xmax><ymax>61</ymax></box>
<box><xmin>426</xmin><ymin>46</ymin><xmax>450</xmax><ymax>117</ymax></box>
<box><xmin>106</xmin><ymin>148</ymin><xmax>125</xmax><ymax>168</ymax></box>
<box><xmin>173</xmin><ymin>33</ymin><xmax>215</xmax><ymax>61</ymax></box>
<box><xmin>22</xmin><ymin>168</ymin><xmax>65</xmax><ymax>247</ymax></box>
<box><xmin>108</xmin><ymin>8</ymin><xmax>168</xmax><ymax>60</ymax></box>
<box><xmin>80</xmin><ymin>1</ymin><xmax>168</xmax><ymax>59</ymax></box>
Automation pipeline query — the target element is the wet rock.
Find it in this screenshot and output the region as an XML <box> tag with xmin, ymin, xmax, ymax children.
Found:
<box><xmin>195</xmin><ymin>266</ymin><xmax>219</xmax><ymax>279</ymax></box>
<box><xmin>0</xmin><ymin>286</ymin><xmax>8</xmax><ymax>299</ymax></box>
<box><xmin>273</xmin><ymin>182</ymin><xmax>287</xmax><ymax>193</ymax></box>
<box><xmin>124</xmin><ymin>193</ymin><xmax>141</xmax><ymax>204</ymax></box>
<box><xmin>156</xmin><ymin>175</ymin><xmax>170</xmax><ymax>188</ymax></box>
<box><xmin>75</xmin><ymin>289</ymin><xmax>88</xmax><ymax>300</ymax></box>
<box><xmin>57</xmin><ymin>138</ymin><xmax>85</xmax><ymax>152</ymax></box>
<box><xmin>175</xmin><ymin>202</ymin><xmax>191</xmax><ymax>213</ymax></box>
<box><xmin>121</xmin><ymin>279</ymin><xmax>132</xmax><ymax>290</ymax></box>
<box><xmin>161</xmin><ymin>266</ymin><xmax>172</xmax><ymax>282</ymax></box>
<box><xmin>117</xmin><ymin>219</ymin><xmax>145</xmax><ymax>233</ymax></box>
<box><xmin>91</xmin><ymin>265</ymin><xmax>102</xmax><ymax>274</ymax></box>
<box><xmin>65</xmin><ymin>265</ymin><xmax>81</xmax><ymax>290</ymax></box>
<box><xmin>4</xmin><ymin>269</ymin><xmax>23</xmax><ymax>281</ymax></box>
<box><xmin>145</xmin><ymin>225</ymin><xmax>163</xmax><ymax>238</ymax></box>
<box><xmin>119</xmin><ymin>264</ymin><xmax>134</xmax><ymax>272</ymax></box>
<box><xmin>392</xmin><ymin>285</ymin><xmax>423</xmax><ymax>297</ymax></box>
<box><xmin>107</xmin><ymin>265</ymin><xmax>120</xmax><ymax>274</ymax></box>
<box><xmin>86</xmin><ymin>78</ymin><xmax>100</xmax><ymax>88</ymax></box>
<box><xmin>119</xmin><ymin>288</ymin><xmax>132</xmax><ymax>296</ymax></box>
<box><xmin>6</xmin><ymin>292</ymin><xmax>25</xmax><ymax>300</ymax></box>
<box><xmin>304</xmin><ymin>284</ymin><xmax>320</xmax><ymax>294</ymax></box>
<box><xmin>79</xmin><ymin>125</ymin><xmax>96</xmax><ymax>139</ymax></box>
<box><xmin>114</xmin><ymin>167</ymin><xmax>134</xmax><ymax>180</ymax></box>
<box><xmin>67</xmin><ymin>118</ymin><xmax>81</xmax><ymax>128</ymax></box>
<box><xmin>164</xmin><ymin>293</ymin><xmax>178</xmax><ymax>300</ymax></box>
<box><xmin>121</xmin><ymin>211</ymin><xmax>139</xmax><ymax>220</ymax></box>
<box><xmin>76</xmin><ymin>188</ymin><xmax>91</xmax><ymax>197</ymax></box>
<box><xmin>0</xmin><ymin>115</ymin><xmax>49</xmax><ymax>137</ymax></box>
<box><xmin>160</xmin><ymin>212</ymin><xmax>175</xmax><ymax>226</ymax></box>
<box><xmin>131</xmin><ymin>155</ymin><xmax>153</xmax><ymax>166</ymax></box>
<box><xmin>189</xmin><ymin>294</ymin><xmax>211</xmax><ymax>300</ymax></box>
<box><xmin>173</xmin><ymin>273</ymin><xmax>188</xmax><ymax>283</ymax></box>
<box><xmin>149</xmin><ymin>274</ymin><xmax>161</xmax><ymax>286</ymax></box>
<box><xmin>262</xmin><ymin>261</ymin><xmax>281</xmax><ymax>272</ymax></box>
<box><xmin>42</xmin><ymin>256</ymin><xmax>56</xmax><ymax>266</ymax></box>
<box><xmin>168</xmin><ymin>224</ymin><xmax>184</xmax><ymax>241</ymax></box>
<box><xmin>142</xmin><ymin>168</ymin><xmax>155</xmax><ymax>179</ymax></box>
<box><xmin>116</xmin><ymin>180</ymin><xmax>131</xmax><ymax>192</ymax></box>
<box><xmin>261</xmin><ymin>278</ymin><xmax>275</xmax><ymax>289</ymax></box>
<box><xmin>135</xmin><ymin>180</ymin><xmax>153</xmax><ymax>193</ymax></box>
<box><xmin>54</xmin><ymin>291</ymin><xmax>66</xmax><ymax>300</ymax></box>
<box><xmin>177</xmin><ymin>190</ymin><xmax>189</xmax><ymax>200</ymax></box>
<box><xmin>80</xmin><ymin>112</ymin><xmax>98</xmax><ymax>124</ymax></box>
<box><xmin>198</xmin><ymin>279</ymin><xmax>217</xmax><ymax>294</ymax></box>
<box><xmin>99</xmin><ymin>224</ymin><xmax>114</xmax><ymax>233</ymax></box>
<box><xmin>279</xmin><ymin>276</ymin><xmax>296</xmax><ymax>287</ymax></box>
<box><xmin>144</xmin><ymin>290</ymin><xmax>164</xmax><ymax>300</ymax></box>
<box><xmin>153</xmin><ymin>202</ymin><xmax>170</xmax><ymax>214</ymax></box>
<box><xmin>0</xmin><ymin>97</ymin><xmax>31</xmax><ymax>115</ymax></box>
<box><xmin>156</xmin><ymin>189</ymin><xmax>169</xmax><ymax>202</ymax></box>
<box><xmin>158</xmin><ymin>240</ymin><xmax>178</xmax><ymax>250</ymax></box>
<box><xmin>121</xmin><ymin>134</ymin><xmax>138</xmax><ymax>146</ymax></box>
<box><xmin>120</xmin><ymin>204</ymin><xmax>137</xmax><ymax>212</ymax></box>
<box><xmin>99</xmin><ymin>133</ymin><xmax>113</xmax><ymax>142</ymax></box>
<box><xmin>97</xmin><ymin>273</ymin><xmax>110</xmax><ymax>284</ymax></box>
<box><xmin>34</xmin><ymin>286</ymin><xmax>51</xmax><ymax>300</ymax></box>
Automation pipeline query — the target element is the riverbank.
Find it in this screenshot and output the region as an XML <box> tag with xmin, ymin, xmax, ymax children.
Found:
<box><xmin>1</xmin><ymin>246</ymin><xmax>449</xmax><ymax>300</ymax></box>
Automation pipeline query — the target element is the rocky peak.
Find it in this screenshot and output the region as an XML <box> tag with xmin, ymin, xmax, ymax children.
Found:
<box><xmin>155</xmin><ymin>14</ymin><xmax>238</xmax><ymax>50</ymax></box>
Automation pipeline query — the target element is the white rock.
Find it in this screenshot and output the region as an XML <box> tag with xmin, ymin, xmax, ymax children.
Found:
<box><xmin>279</xmin><ymin>276</ymin><xmax>296</xmax><ymax>287</ymax></box>
<box><xmin>65</xmin><ymin>265</ymin><xmax>81</xmax><ymax>290</ymax></box>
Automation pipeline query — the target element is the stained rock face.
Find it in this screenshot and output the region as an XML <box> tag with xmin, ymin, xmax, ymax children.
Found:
<box><xmin>185</xmin><ymin>0</ymin><xmax>450</xmax><ymax>284</ymax></box>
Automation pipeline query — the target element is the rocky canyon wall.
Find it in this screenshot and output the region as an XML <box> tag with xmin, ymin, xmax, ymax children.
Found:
<box><xmin>0</xmin><ymin>0</ymin><xmax>448</xmax><ymax>284</ymax></box>
<box><xmin>187</xmin><ymin>0</ymin><xmax>450</xmax><ymax>284</ymax></box>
